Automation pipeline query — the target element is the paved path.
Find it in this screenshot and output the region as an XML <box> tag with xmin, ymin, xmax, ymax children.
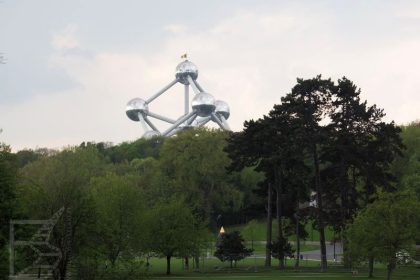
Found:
<box><xmin>299</xmin><ymin>242</ymin><xmax>343</xmax><ymax>262</ymax></box>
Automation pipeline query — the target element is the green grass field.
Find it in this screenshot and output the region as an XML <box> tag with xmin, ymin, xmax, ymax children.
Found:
<box><xmin>230</xmin><ymin>220</ymin><xmax>336</xmax><ymax>243</ymax></box>
<box><xmin>143</xmin><ymin>221</ymin><xmax>419</xmax><ymax>279</ymax></box>
<box><xmin>146</xmin><ymin>256</ymin><xmax>420</xmax><ymax>280</ymax></box>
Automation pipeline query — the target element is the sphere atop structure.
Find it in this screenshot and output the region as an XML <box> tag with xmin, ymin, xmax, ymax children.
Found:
<box><xmin>192</xmin><ymin>92</ymin><xmax>216</xmax><ymax>117</ymax></box>
<box><xmin>215</xmin><ymin>100</ymin><xmax>230</xmax><ymax>120</ymax></box>
<box><xmin>143</xmin><ymin>130</ymin><xmax>161</xmax><ymax>139</ymax></box>
<box><xmin>126</xmin><ymin>98</ymin><xmax>148</xmax><ymax>121</ymax></box>
<box><xmin>175</xmin><ymin>60</ymin><xmax>198</xmax><ymax>85</ymax></box>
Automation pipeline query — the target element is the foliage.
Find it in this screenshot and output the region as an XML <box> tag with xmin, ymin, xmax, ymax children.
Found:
<box><xmin>16</xmin><ymin>145</ymin><xmax>107</xmax><ymax>279</ymax></box>
<box><xmin>145</xmin><ymin>197</ymin><xmax>207</xmax><ymax>274</ymax></box>
<box><xmin>84</xmin><ymin>138</ymin><xmax>163</xmax><ymax>163</ymax></box>
<box><xmin>347</xmin><ymin>192</ymin><xmax>420</xmax><ymax>280</ymax></box>
<box><xmin>90</xmin><ymin>171</ymin><xmax>147</xmax><ymax>264</ymax></box>
<box><xmin>269</xmin><ymin>236</ymin><xmax>294</xmax><ymax>260</ymax></box>
<box><xmin>227</xmin><ymin>76</ymin><xmax>404</xmax><ymax>270</ymax></box>
<box><xmin>214</xmin><ymin>231</ymin><xmax>253</xmax><ymax>268</ymax></box>
<box><xmin>3</xmin><ymin>77</ymin><xmax>417</xmax><ymax>278</ymax></box>
<box><xmin>392</xmin><ymin>121</ymin><xmax>420</xmax><ymax>199</ymax></box>
<box><xmin>160</xmin><ymin>128</ymin><xmax>242</xmax><ymax>226</ymax></box>
<box><xmin>0</xmin><ymin>143</ymin><xmax>17</xmax><ymax>279</ymax></box>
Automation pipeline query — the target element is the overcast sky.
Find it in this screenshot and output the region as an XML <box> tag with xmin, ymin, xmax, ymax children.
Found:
<box><xmin>1</xmin><ymin>0</ymin><xmax>419</xmax><ymax>151</ymax></box>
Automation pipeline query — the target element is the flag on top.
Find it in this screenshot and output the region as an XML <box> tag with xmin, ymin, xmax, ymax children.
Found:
<box><xmin>181</xmin><ymin>53</ymin><xmax>187</xmax><ymax>59</ymax></box>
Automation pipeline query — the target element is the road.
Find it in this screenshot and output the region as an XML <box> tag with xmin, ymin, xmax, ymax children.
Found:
<box><xmin>299</xmin><ymin>242</ymin><xmax>343</xmax><ymax>262</ymax></box>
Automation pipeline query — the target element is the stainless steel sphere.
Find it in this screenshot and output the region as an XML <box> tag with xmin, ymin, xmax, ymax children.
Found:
<box><xmin>175</xmin><ymin>60</ymin><xmax>198</xmax><ymax>85</ymax></box>
<box><xmin>215</xmin><ymin>100</ymin><xmax>230</xmax><ymax>120</ymax></box>
<box><xmin>192</xmin><ymin>92</ymin><xmax>216</xmax><ymax>117</ymax></box>
<box><xmin>126</xmin><ymin>98</ymin><xmax>148</xmax><ymax>121</ymax></box>
<box><xmin>143</xmin><ymin>130</ymin><xmax>161</xmax><ymax>139</ymax></box>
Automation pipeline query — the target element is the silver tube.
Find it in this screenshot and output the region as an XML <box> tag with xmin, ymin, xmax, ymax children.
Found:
<box><xmin>162</xmin><ymin>111</ymin><xmax>196</xmax><ymax>136</ymax></box>
<box><xmin>187</xmin><ymin>75</ymin><xmax>200</xmax><ymax>94</ymax></box>
<box><xmin>147</xmin><ymin>111</ymin><xmax>176</xmax><ymax>124</ymax></box>
<box><xmin>184</xmin><ymin>84</ymin><xmax>189</xmax><ymax>114</ymax></box>
<box><xmin>137</xmin><ymin>113</ymin><xmax>149</xmax><ymax>132</ymax></box>
<box><xmin>146</xmin><ymin>79</ymin><xmax>178</xmax><ymax>104</ymax></box>
<box><xmin>219</xmin><ymin>115</ymin><xmax>231</xmax><ymax>131</ymax></box>
<box><xmin>166</xmin><ymin>127</ymin><xmax>183</xmax><ymax>137</ymax></box>
<box><xmin>196</xmin><ymin>116</ymin><xmax>211</xmax><ymax>127</ymax></box>
<box><xmin>193</xmin><ymin>79</ymin><xmax>205</xmax><ymax>92</ymax></box>
<box><xmin>211</xmin><ymin>113</ymin><xmax>226</xmax><ymax>130</ymax></box>
<box><xmin>186</xmin><ymin>114</ymin><xmax>198</xmax><ymax>125</ymax></box>
<box><xmin>144</xmin><ymin>116</ymin><xmax>160</xmax><ymax>132</ymax></box>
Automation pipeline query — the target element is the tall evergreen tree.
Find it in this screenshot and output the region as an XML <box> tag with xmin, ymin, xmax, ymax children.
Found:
<box><xmin>227</xmin><ymin>103</ymin><xmax>310</xmax><ymax>268</ymax></box>
<box><xmin>323</xmin><ymin>77</ymin><xmax>403</xmax><ymax>267</ymax></box>
<box><xmin>281</xmin><ymin>76</ymin><xmax>334</xmax><ymax>271</ymax></box>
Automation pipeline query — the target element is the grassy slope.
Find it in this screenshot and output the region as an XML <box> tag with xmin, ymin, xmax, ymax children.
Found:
<box><xmin>229</xmin><ymin>220</ymin><xmax>335</xmax><ymax>243</ymax></box>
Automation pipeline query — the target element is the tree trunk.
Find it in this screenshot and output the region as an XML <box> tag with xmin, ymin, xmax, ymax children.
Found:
<box><xmin>276</xmin><ymin>191</ymin><xmax>284</xmax><ymax>268</ymax></box>
<box><xmin>265</xmin><ymin>182</ymin><xmax>273</xmax><ymax>267</ymax></box>
<box><xmin>368</xmin><ymin>256</ymin><xmax>374</xmax><ymax>278</ymax></box>
<box><xmin>274</xmin><ymin>166</ymin><xmax>284</xmax><ymax>269</ymax></box>
<box><xmin>339</xmin><ymin>157</ymin><xmax>351</xmax><ymax>268</ymax></box>
<box><xmin>194</xmin><ymin>255</ymin><xmax>200</xmax><ymax>270</ymax></box>
<box><xmin>313</xmin><ymin>144</ymin><xmax>327</xmax><ymax>271</ymax></box>
<box><xmin>387</xmin><ymin>264</ymin><xmax>393</xmax><ymax>280</ymax></box>
<box><xmin>230</xmin><ymin>260</ymin><xmax>233</xmax><ymax>268</ymax></box>
<box><xmin>166</xmin><ymin>255</ymin><xmax>171</xmax><ymax>275</ymax></box>
<box><xmin>295</xmin><ymin>204</ymin><xmax>300</xmax><ymax>269</ymax></box>
<box><xmin>387</xmin><ymin>258</ymin><xmax>396</xmax><ymax>280</ymax></box>
<box><xmin>275</xmin><ymin>166</ymin><xmax>285</xmax><ymax>269</ymax></box>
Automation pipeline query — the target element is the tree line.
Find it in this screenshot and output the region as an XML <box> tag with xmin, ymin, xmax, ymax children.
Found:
<box><xmin>226</xmin><ymin>76</ymin><xmax>420</xmax><ymax>279</ymax></box>
<box><xmin>0</xmin><ymin>76</ymin><xmax>419</xmax><ymax>280</ymax></box>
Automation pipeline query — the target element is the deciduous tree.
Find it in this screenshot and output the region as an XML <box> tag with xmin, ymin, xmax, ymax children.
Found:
<box><xmin>347</xmin><ymin>192</ymin><xmax>420</xmax><ymax>280</ymax></box>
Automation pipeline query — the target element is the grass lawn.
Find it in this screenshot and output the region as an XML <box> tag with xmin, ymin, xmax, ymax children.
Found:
<box><xmin>230</xmin><ymin>220</ymin><xmax>336</xmax><ymax>243</ymax></box>
<box><xmin>146</xmin><ymin>257</ymin><xmax>420</xmax><ymax>280</ymax></box>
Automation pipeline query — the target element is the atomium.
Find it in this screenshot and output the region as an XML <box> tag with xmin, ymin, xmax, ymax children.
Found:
<box><xmin>192</xmin><ymin>92</ymin><xmax>216</xmax><ymax>117</ymax></box>
<box><xmin>125</xmin><ymin>56</ymin><xmax>231</xmax><ymax>138</ymax></box>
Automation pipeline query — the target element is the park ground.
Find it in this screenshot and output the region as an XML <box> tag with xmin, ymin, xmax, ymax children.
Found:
<box><xmin>144</xmin><ymin>221</ymin><xmax>419</xmax><ymax>279</ymax></box>
<box><xmin>145</xmin><ymin>257</ymin><xmax>420</xmax><ymax>280</ymax></box>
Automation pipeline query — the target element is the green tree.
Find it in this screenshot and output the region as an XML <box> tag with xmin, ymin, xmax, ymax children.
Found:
<box><xmin>323</xmin><ymin>77</ymin><xmax>403</xmax><ymax>267</ymax></box>
<box><xmin>227</xmin><ymin>107</ymin><xmax>310</xmax><ymax>268</ymax></box>
<box><xmin>347</xmin><ymin>192</ymin><xmax>420</xmax><ymax>280</ymax></box>
<box><xmin>17</xmin><ymin>146</ymin><xmax>107</xmax><ymax>280</ymax></box>
<box><xmin>145</xmin><ymin>198</ymin><xmax>206</xmax><ymax>275</ymax></box>
<box><xmin>214</xmin><ymin>231</ymin><xmax>253</xmax><ymax>268</ymax></box>
<box><xmin>392</xmin><ymin>121</ymin><xmax>420</xmax><ymax>198</ymax></box>
<box><xmin>159</xmin><ymin>128</ymin><xmax>242</xmax><ymax>227</ymax></box>
<box><xmin>281</xmin><ymin>76</ymin><xmax>333</xmax><ymax>271</ymax></box>
<box><xmin>0</xmin><ymin>143</ymin><xmax>17</xmax><ymax>279</ymax></box>
<box><xmin>90</xmin><ymin>171</ymin><xmax>147</xmax><ymax>265</ymax></box>
<box><xmin>269</xmin><ymin>236</ymin><xmax>294</xmax><ymax>262</ymax></box>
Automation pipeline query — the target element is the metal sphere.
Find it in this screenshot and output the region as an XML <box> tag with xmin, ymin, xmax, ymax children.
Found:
<box><xmin>175</xmin><ymin>60</ymin><xmax>198</xmax><ymax>85</ymax></box>
<box><xmin>215</xmin><ymin>100</ymin><xmax>230</xmax><ymax>120</ymax></box>
<box><xmin>126</xmin><ymin>98</ymin><xmax>148</xmax><ymax>121</ymax></box>
<box><xmin>192</xmin><ymin>92</ymin><xmax>216</xmax><ymax>117</ymax></box>
<box><xmin>143</xmin><ymin>130</ymin><xmax>161</xmax><ymax>139</ymax></box>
